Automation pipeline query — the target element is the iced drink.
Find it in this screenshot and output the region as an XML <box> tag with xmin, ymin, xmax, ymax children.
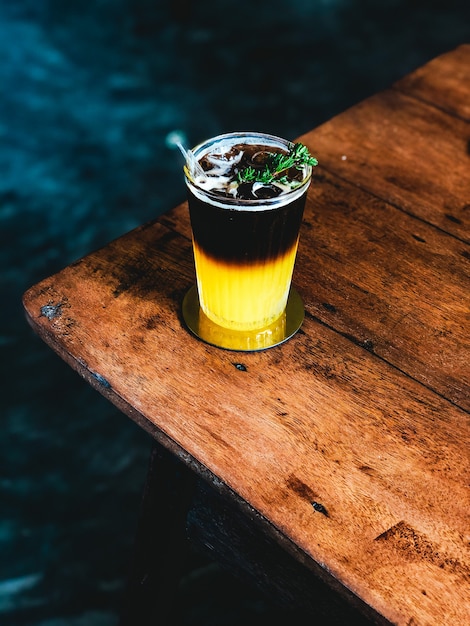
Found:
<box><xmin>184</xmin><ymin>132</ymin><xmax>315</xmax><ymax>333</ymax></box>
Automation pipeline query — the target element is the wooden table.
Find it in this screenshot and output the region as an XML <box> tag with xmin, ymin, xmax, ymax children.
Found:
<box><xmin>23</xmin><ymin>45</ymin><xmax>470</xmax><ymax>625</ymax></box>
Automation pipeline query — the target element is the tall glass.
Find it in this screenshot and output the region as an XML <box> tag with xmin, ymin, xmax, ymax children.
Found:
<box><xmin>182</xmin><ymin>132</ymin><xmax>312</xmax><ymax>350</ymax></box>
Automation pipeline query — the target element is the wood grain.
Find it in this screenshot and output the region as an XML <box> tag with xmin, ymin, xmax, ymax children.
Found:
<box><xmin>394</xmin><ymin>44</ymin><xmax>470</xmax><ymax>121</ymax></box>
<box><xmin>22</xmin><ymin>216</ymin><xmax>470</xmax><ymax>625</ymax></box>
<box><xmin>298</xmin><ymin>90</ymin><xmax>469</xmax><ymax>243</ymax></box>
<box><xmin>297</xmin><ymin>170</ymin><xmax>469</xmax><ymax>411</ymax></box>
<box><xmin>23</xmin><ymin>47</ymin><xmax>470</xmax><ymax>626</ymax></box>
<box><xmin>157</xmin><ymin>170</ymin><xmax>470</xmax><ymax>412</ymax></box>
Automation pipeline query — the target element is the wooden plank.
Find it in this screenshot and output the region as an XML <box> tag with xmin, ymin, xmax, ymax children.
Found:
<box><xmin>22</xmin><ymin>218</ymin><xmax>470</xmax><ymax>626</ymax></box>
<box><xmin>187</xmin><ymin>478</ymin><xmax>378</xmax><ymax>625</ymax></box>
<box><xmin>394</xmin><ymin>44</ymin><xmax>470</xmax><ymax>121</ymax></box>
<box><xmin>150</xmin><ymin>179</ymin><xmax>470</xmax><ymax>412</ymax></box>
<box><xmin>297</xmin><ymin>170</ymin><xmax>469</xmax><ymax>411</ymax></box>
<box><xmin>298</xmin><ymin>88</ymin><xmax>470</xmax><ymax>242</ymax></box>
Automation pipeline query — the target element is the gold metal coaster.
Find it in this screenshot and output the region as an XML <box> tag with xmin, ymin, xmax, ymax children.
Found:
<box><xmin>182</xmin><ymin>285</ymin><xmax>304</xmax><ymax>351</ymax></box>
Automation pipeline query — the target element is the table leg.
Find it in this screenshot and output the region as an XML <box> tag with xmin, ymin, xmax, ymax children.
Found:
<box><xmin>119</xmin><ymin>442</ymin><xmax>197</xmax><ymax>626</ymax></box>
<box><xmin>119</xmin><ymin>442</ymin><xmax>381</xmax><ymax>626</ymax></box>
<box><xmin>187</xmin><ymin>480</ymin><xmax>380</xmax><ymax>626</ymax></box>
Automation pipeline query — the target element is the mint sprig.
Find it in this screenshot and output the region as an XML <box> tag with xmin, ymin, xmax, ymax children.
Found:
<box><xmin>237</xmin><ymin>142</ymin><xmax>318</xmax><ymax>185</ymax></box>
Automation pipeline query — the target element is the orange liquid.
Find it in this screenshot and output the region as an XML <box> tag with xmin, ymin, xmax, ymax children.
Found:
<box><xmin>193</xmin><ymin>239</ymin><xmax>299</xmax><ymax>331</ymax></box>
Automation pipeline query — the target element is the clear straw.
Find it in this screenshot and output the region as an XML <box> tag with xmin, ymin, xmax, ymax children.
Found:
<box><xmin>166</xmin><ymin>130</ymin><xmax>205</xmax><ymax>178</ymax></box>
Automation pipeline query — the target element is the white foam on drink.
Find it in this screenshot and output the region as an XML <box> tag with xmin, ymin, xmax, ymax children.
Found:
<box><xmin>189</xmin><ymin>171</ymin><xmax>309</xmax><ymax>211</ymax></box>
<box><xmin>194</xmin><ymin>145</ymin><xmax>244</xmax><ymax>194</ymax></box>
<box><xmin>186</xmin><ymin>133</ymin><xmax>312</xmax><ymax>210</ymax></box>
<box><xmin>197</xmin><ymin>144</ymin><xmax>239</xmax><ymax>172</ymax></box>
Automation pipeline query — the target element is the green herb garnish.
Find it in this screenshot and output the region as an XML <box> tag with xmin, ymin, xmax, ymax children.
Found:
<box><xmin>237</xmin><ymin>142</ymin><xmax>318</xmax><ymax>185</ymax></box>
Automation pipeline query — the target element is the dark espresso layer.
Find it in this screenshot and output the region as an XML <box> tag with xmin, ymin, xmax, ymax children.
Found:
<box><xmin>187</xmin><ymin>188</ymin><xmax>307</xmax><ymax>265</ymax></box>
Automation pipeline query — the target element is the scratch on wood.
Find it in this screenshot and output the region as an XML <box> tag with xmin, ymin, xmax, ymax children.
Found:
<box><xmin>286</xmin><ymin>476</ymin><xmax>319</xmax><ymax>502</ymax></box>
<box><xmin>311</xmin><ymin>501</ymin><xmax>329</xmax><ymax>517</ymax></box>
<box><xmin>362</xmin><ymin>338</ymin><xmax>374</xmax><ymax>352</ymax></box>
<box><xmin>444</xmin><ymin>213</ymin><xmax>462</xmax><ymax>224</ymax></box>
<box><xmin>232</xmin><ymin>362</ymin><xmax>247</xmax><ymax>372</ymax></box>
<box><xmin>90</xmin><ymin>371</ymin><xmax>112</xmax><ymax>389</ymax></box>
<box><xmin>40</xmin><ymin>302</ymin><xmax>63</xmax><ymax>320</ymax></box>
<box><xmin>287</xmin><ymin>476</ymin><xmax>330</xmax><ymax>517</ymax></box>
<box><xmin>375</xmin><ymin>521</ymin><xmax>469</xmax><ymax>576</ymax></box>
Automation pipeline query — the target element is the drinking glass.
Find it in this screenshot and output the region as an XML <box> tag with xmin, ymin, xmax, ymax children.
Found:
<box><xmin>182</xmin><ymin>132</ymin><xmax>312</xmax><ymax>350</ymax></box>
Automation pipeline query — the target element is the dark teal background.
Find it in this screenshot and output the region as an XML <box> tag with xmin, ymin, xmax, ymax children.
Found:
<box><xmin>1</xmin><ymin>1</ymin><xmax>468</xmax><ymax>624</ymax></box>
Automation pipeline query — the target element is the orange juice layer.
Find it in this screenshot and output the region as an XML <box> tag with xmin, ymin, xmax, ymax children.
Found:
<box><xmin>193</xmin><ymin>241</ymin><xmax>299</xmax><ymax>331</ymax></box>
